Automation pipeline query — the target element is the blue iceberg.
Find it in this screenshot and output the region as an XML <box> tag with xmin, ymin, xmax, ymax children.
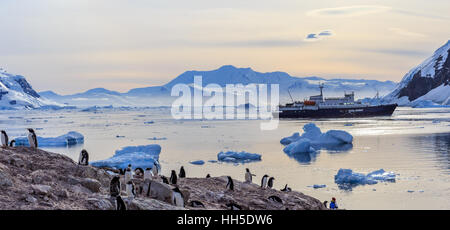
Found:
<box><xmin>91</xmin><ymin>144</ymin><xmax>161</xmax><ymax>170</ymax></box>
<box><xmin>189</xmin><ymin>160</ymin><xmax>205</xmax><ymax>165</ymax></box>
<box><xmin>334</xmin><ymin>168</ymin><xmax>396</xmax><ymax>190</ymax></box>
<box><xmin>217</xmin><ymin>151</ymin><xmax>261</xmax><ymax>163</ymax></box>
<box><xmin>15</xmin><ymin>131</ymin><xmax>84</xmax><ymax>147</ymax></box>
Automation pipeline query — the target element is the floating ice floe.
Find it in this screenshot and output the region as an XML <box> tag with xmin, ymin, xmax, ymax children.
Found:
<box><xmin>15</xmin><ymin>131</ymin><xmax>84</xmax><ymax>147</ymax></box>
<box><xmin>91</xmin><ymin>144</ymin><xmax>161</xmax><ymax>170</ymax></box>
<box><xmin>148</xmin><ymin>137</ymin><xmax>167</xmax><ymax>140</ymax></box>
<box><xmin>309</xmin><ymin>184</ymin><xmax>326</xmax><ymax>189</ymax></box>
<box><xmin>144</xmin><ymin>121</ymin><xmax>155</xmax><ymax>124</ymax></box>
<box><xmin>334</xmin><ymin>168</ymin><xmax>396</xmax><ymax>189</ymax></box>
<box><xmin>189</xmin><ymin>160</ymin><xmax>205</xmax><ymax>165</ymax></box>
<box><xmin>281</xmin><ymin>123</ymin><xmax>353</xmax><ymax>155</ymax></box>
<box><xmin>217</xmin><ymin>151</ymin><xmax>261</xmax><ymax>163</ymax></box>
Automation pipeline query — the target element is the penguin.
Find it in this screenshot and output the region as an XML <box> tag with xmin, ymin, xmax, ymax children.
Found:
<box><xmin>134</xmin><ymin>167</ymin><xmax>144</xmax><ymax>178</ymax></box>
<box><xmin>268</xmin><ymin>195</ymin><xmax>283</xmax><ymax>204</ymax></box>
<box><xmin>78</xmin><ymin>149</ymin><xmax>89</xmax><ymax>166</ymax></box>
<box><xmin>179</xmin><ymin>166</ymin><xmax>186</xmax><ymax>178</ymax></box>
<box><xmin>27</xmin><ymin>128</ymin><xmax>38</xmax><ymax>148</ymax></box>
<box><xmin>1</xmin><ymin>130</ymin><xmax>8</xmax><ymax>147</ymax></box>
<box><xmin>118</xmin><ymin>168</ymin><xmax>125</xmax><ymax>175</ymax></box>
<box><xmin>171</xmin><ymin>187</ymin><xmax>184</xmax><ymax>207</ymax></box>
<box><xmin>323</xmin><ymin>201</ymin><xmax>328</xmax><ymax>208</ymax></box>
<box><xmin>206</xmin><ymin>174</ymin><xmax>211</xmax><ymax>178</ymax></box>
<box><xmin>281</xmin><ymin>184</ymin><xmax>292</xmax><ymax>192</ymax></box>
<box><xmin>170</xmin><ymin>170</ymin><xmax>177</xmax><ymax>185</ymax></box>
<box><xmin>160</xmin><ymin>175</ymin><xmax>169</xmax><ymax>184</ymax></box>
<box><xmin>245</xmin><ymin>168</ymin><xmax>256</xmax><ymax>183</ymax></box>
<box><xmin>110</xmin><ymin>176</ymin><xmax>121</xmax><ymax>197</ymax></box>
<box><xmin>116</xmin><ymin>195</ymin><xmax>127</xmax><ymax>211</ymax></box>
<box><xmin>9</xmin><ymin>140</ymin><xmax>15</xmax><ymax>147</ymax></box>
<box><xmin>267</xmin><ymin>177</ymin><xmax>275</xmax><ymax>189</ymax></box>
<box><xmin>124</xmin><ymin>165</ymin><xmax>133</xmax><ymax>183</ymax></box>
<box><xmin>126</xmin><ymin>181</ymin><xmax>136</xmax><ymax>198</ymax></box>
<box><xmin>189</xmin><ymin>200</ymin><xmax>205</xmax><ymax>208</ymax></box>
<box><xmin>151</xmin><ymin>162</ymin><xmax>159</xmax><ymax>177</ymax></box>
<box><xmin>226</xmin><ymin>202</ymin><xmax>242</xmax><ymax>210</ymax></box>
<box><xmin>261</xmin><ymin>175</ymin><xmax>269</xmax><ymax>188</ymax></box>
<box><xmin>144</xmin><ymin>168</ymin><xmax>152</xmax><ymax>180</ymax></box>
<box><xmin>226</xmin><ymin>176</ymin><xmax>234</xmax><ymax>191</ymax></box>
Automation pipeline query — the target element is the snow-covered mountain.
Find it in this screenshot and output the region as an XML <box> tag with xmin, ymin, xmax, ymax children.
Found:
<box><xmin>384</xmin><ymin>40</ymin><xmax>450</xmax><ymax>107</ymax></box>
<box><xmin>41</xmin><ymin>65</ymin><xmax>397</xmax><ymax>107</ymax></box>
<box><xmin>0</xmin><ymin>69</ymin><xmax>61</xmax><ymax>110</ymax></box>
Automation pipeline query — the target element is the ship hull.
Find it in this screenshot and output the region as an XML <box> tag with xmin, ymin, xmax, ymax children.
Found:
<box><xmin>276</xmin><ymin>104</ymin><xmax>397</xmax><ymax>119</ymax></box>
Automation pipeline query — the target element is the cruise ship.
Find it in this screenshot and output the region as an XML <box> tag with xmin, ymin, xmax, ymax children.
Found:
<box><xmin>276</xmin><ymin>84</ymin><xmax>397</xmax><ymax>118</ymax></box>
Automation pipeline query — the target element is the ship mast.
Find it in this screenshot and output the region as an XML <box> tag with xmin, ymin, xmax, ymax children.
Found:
<box><xmin>319</xmin><ymin>83</ymin><xmax>324</xmax><ymax>97</ymax></box>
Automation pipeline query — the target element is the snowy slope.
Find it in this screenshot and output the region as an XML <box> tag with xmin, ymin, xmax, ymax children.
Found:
<box><xmin>41</xmin><ymin>65</ymin><xmax>397</xmax><ymax>107</ymax></box>
<box><xmin>0</xmin><ymin>70</ymin><xmax>61</xmax><ymax>109</ymax></box>
<box><xmin>384</xmin><ymin>40</ymin><xmax>450</xmax><ymax>106</ymax></box>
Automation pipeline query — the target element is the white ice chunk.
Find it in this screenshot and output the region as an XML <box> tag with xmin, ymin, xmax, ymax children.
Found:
<box><xmin>91</xmin><ymin>144</ymin><xmax>161</xmax><ymax>170</ymax></box>
<box><xmin>217</xmin><ymin>151</ymin><xmax>261</xmax><ymax>163</ymax></box>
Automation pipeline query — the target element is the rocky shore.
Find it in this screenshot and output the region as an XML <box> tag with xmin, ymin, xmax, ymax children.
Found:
<box><xmin>0</xmin><ymin>147</ymin><xmax>326</xmax><ymax>210</ymax></box>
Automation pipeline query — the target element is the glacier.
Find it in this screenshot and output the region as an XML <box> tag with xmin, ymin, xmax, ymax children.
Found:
<box><xmin>90</xmin><ymin>144</ymin><xmax>161</xmax><ymax>170</ymax></box>
<box><xmin>14</xmin><ymin>131</ymin><xmax>84</xmax><ymax>147</ymax></box>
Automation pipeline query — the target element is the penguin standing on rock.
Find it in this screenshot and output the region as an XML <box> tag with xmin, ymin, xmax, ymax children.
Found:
<box><xmin>124</xmin><ymin>165</ymin><xmax>133</xmax><ymax>183</ymax></box>
<box><xmin>116</xmin><ymin>195</ymin><xmax>127</xmax><ymax>211</ymax></box>
<box><xmin>281</xmin><ymin>184</ymin><xmax>291</xmax><ymax>192</ymax></box>
<box><xmin>9</xmin><ymin>140</ymin><xmax>15</xmax><ymax>147</ymax></box>
<box><xmin>171</xmin><ymin>187</ymin><xmax>184</xmax><ymax>207</ymax></box>
<box><xmin>110</xmin><ymin>176</ymin><xmax>121</xmax><ymax>197</ymax></box>
<box><xmin>144</xmin><ymin>168</ymin><xmax>152</xmax><ymax>180</ymax></box>
<box><xmin>78</xmin><ymin>149</ymin><xmax>89</xmax><ymax>166</ymax></box>
<box><xmin>170</xmin><ymin>170</ymin><xmax>177</xmax><ymax>185</ymax></box>
<box><xmin>323</xmin><ymin>201</ymin><xmax>328</xmax><ymax>208</ymax></box>
<box><xmin>179</xmin><ymin>166</ymin><xmax>186</xmax><ymax>178</ymax></box>
<box><xmin>206</xmin><ymin>174</ymin><xmax>211</xmax><ymax>178</ymax></box>
<box><xmin>245</xmin><ymin>168</ymin><xmax>256</xmax><ymax>183</ymax></box>
<box><xmin>126</xmin><ymin>181</ymin><xmax>136</xmax><ymax>198</ymax></box>
<box><xmin>268</xmin><ymin>177</ymin><xmax>275</xmax><ymax>189</ymax></box>
<box><xmin>226</xmin><ymin>176</ymin><xmax>234</xmax><ymax>191</ymax></box>
<box><xmin>151</xmin><ymin>162</ymin><xmax>159</xmax><ymax>177</ymax></box>
<box><xmin>1</xmin><ymin>130</ymin><xmax>8</xmax><ymax>147</ymax></box>
<box><xmin>27</xmin><ymin>128</ymin><xmax>38</xmax><ymax>148</ymax></box>
<box><xmin>261</xmin><ymin>175</ymin><xmax>269</xmax><ymax>189</ymax></box>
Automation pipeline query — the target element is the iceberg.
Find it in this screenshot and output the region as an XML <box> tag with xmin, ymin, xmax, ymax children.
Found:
<box><xmin>15</xmin><ymin>131</ymin><xmax>84</xmax><ymax>147</ymax></box>
<box><xmin>189</xmin><ymin>160</ymin><xmax>205</xmax><ymax>165</ymax></box>
<box><xmin>334</xmin><ymin>168</ymin><xmax>396</xmax><ymax>189</ymax></box>
<box><xmin>217</xmin><ymin>151</ymin><xmax>261</xmax><ymax>163</ymax></box>
<box><xmin>91</xmin><ymin>144</ymin><xmax>161</xmax><ymax>170</ymax></box>
<box><xmin>310</xmin><ymin>184</ymin><xmax>326</xmax><ymax>189</ymax></box>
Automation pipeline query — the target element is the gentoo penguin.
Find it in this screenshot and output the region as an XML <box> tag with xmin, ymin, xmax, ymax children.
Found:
<box><xmin>226</xmin><ymin>202</ymin><xmax>242</xmax><ymax>210</ymax></box>
<box><xmin>245</xmin><ymin>168</ymin><xmax>256</xmax><ymax>183</ymax></box>
<box><xmin>126</xmin><ymin>181</ymin><xmax>136</xmax><ymax>198</ymax></box>
<box><xmin>170</xmin><ymin>170</ymin><xmax>177</xmax><ymax>185</ymax></box>
<box><xmin>1</xmin><ymin>130</ymin><xmax>8</xmax><ymax>147</ymax></box>
<box><xmin>144</xmin><ymin>168</ymin><xmax>152</xmax><ymax>180</ymax></box>
<box><xmin>179</xmin><ymin>166</ymin><xmax>186</xmax><ymax>178</ymax></box>
<box><xmin>171</xmin><ymin>187</ymin><xmax>184</xmax><ymax>207</ymax></box>
<box><xmin>226</xmin><ymin>176</ymin><xmax>234</xmax><ymax>191</ymax></box>
<box><xmin>206</xmin><ymin>174</ymin><xmax>211</xmax><ymax>178</ymax></box>
<box><xmin>151</xmin><ymin>162</ymin><xmax>159</xmax><ymax>177</ymax></box>
<box><xmin>116</xmin><ymin>195</ymin><xmax>127</xmax><ymax>211</ymax></box>
<box><xmin>268</xmin><ymin>195</ymin><xmax>283</xmax><ymax>204</ymax></box>
<box><xmin>124</xmin><ymin>165</ymin><xmax>133</xmax><ymax>182</ymax></box>
<box><xmin>261</xmin><ymin>175</ymin><xmax>269</xmax><ymax>188</ymax></box>
<box><xmin>281</xmin><ymin>184</ymin><xmax>292</xmax><ymax>192</ymax></box>
<box><xmin>27</xmin><ymin>128</ymin><xmax>38</xmax><ymax>148</ymax></box>
<box><xmin>9</xmin><ymin>140</ymin><xmax>15</xmax><ymax>147</ymax></box>
<box><xmin>110</xmin><ymin>176</ymin><xmax>121</xmax><ymax>197</ymax></box>
<box><xmin>78</xmin><ymin>149</ymin><xmax>89</xmax><ymax>166</ymax></box>
<box><xmin>323</xmin><ymin>201</ymin><xmax>328</xmax><ymax>208</ymax></box>
<box><xmin>189</xmin><ymin>200</ymin><xmax>205</xmax><ymax>208</ymax></box>
<box><xmin>134</xmin><ymin>167</ymin><xmax>144</xmax><ymax>178</ymax></box>
<box><xmin>160</xmin><ymin>175</ymin><xmax>169</xmax><ymax>184</ymax></box>
<box><xmin>268</xmin><ymin>177</ymin><xmax>275</xmax><ymax>189</ymax></box>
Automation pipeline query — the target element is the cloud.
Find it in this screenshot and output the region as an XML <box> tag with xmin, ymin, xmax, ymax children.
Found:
<box><xmin>304</xmin><ymin>30</ymin><xmax>334</xmax><ymax>42</ymax></box>
<box><xmin>306</xmin><ymin>5</ymin><xmax>391</xmax><ymax>17</ymax></box>
<box><xmin>389</xmin><ymin>28</ymin><xmax>426</xmax><ymax>38</ymax></box>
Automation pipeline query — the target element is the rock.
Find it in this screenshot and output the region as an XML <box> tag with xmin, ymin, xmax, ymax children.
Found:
<box><xmin>31</xmin><ymin>184</ymin><xmax>52</xmax><ymax>195</ymax></box>
<box><xmin>147</xmin><ymin>180</ymin><xmax>173</xmax><ymax>203</ymax></box>
<box><xmin>25</xmin><ymin>195</ymin><xmax>37</xmax><ymax>203</ymax></box>
<box><xmin>87</xmin><ymin>197</ymin><xmax>114</xmax><ymax>210</ymax></box>
<box><xmin>30</xmin><ymin>170</ymin><xmax>53</xmax><ymax>184</ymax></box>
<box><xmin>81</xmin><ymin>178</ymin><xmax>102</xmax><ymax>193</ymax></box>
<box><xmin>128</xmin><ymin>198</ymin><xmax>186</xmax><ymax>210</ymax></box>
<box><xmin>0</xmin><ymin>171</ymin><xmax>13</xmax><ymax>188</ymax></box>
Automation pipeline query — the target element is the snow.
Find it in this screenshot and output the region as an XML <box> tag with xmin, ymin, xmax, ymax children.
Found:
<box><xmin>15</xmin><ymin>131</ymin><xmax>84</xmax><ymax>147</ymax></box>
<box><xmin>412</xmin><ymin>84</ymin><xmax>450</xmax><ymax>106</ymax></box>
<box><xmin>189</xmin><ymin>160</ymin><xmax>205</xmax><ymax>165</ymax></box>
<box><xmin>91</xmin><ymin>144</ymin><xmax>161</xmax><ymax>170</ymax></box>
<box><xmin>217</xmin><ymin>151</ymin><xmax>262</xmax><ymax>163</ymax></box>
<box><xmin>334</xmin><ymin>168</ymin><xmax>396</xmax><ymax>189</ymax></box>
<box><xmin>281</xmin><ymin>123</ymin><xmax>353</xmax><ymax>154</ymax></box>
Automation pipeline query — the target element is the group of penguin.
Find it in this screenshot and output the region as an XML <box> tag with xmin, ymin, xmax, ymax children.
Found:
<box><xmin>0</xmin><ymin>129</ymin><xmax>37</xmax><ymax>148</ymax></box>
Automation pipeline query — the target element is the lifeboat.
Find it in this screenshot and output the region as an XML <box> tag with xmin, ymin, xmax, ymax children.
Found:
<box><xmin>303</xmin><ymin>100</ymin><xmax>316</xmax><ymax>106</ymax></box>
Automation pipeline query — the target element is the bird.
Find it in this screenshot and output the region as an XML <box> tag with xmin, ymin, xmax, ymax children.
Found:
<box><xmin>27</xmin><ymin>128</ymin><xmax>38</xmax><ymax>148</ymax></box>
<box><xmin>244</xmin><ymin>168</ymin><xmax>256</xmax><ymax>183</ymax></box>
<box><xmin>281</xmin><ymin>184</ymin><xmax>292</xmax><ymax>192</ymax></box>
<box><xmin>1</xmin><ymin>130</ymin><xmax>9</xmax><ymax>147</ymax></box>
<box><xmin>261</xmin><ymin>175</ymin><xmax>269</xmax><ymax>188</ymax></box>
<box><xmin>179</xmin><ymin>166</ymin><xmax>186</xmax><ymax>178</ymax></box>
<box><xmin>226</xmin><ymin>176</ymin><xmax>234</xmax><ymax>191</ymax></box>
<box><xmin>267</xmin><ymin>177</ymin><xmax>275</xmax><ymax>189</ymax></box>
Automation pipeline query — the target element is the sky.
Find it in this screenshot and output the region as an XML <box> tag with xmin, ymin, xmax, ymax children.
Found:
<box><xmin>0</xmin><ymin>0</ymin><xmax>449</xmax><ymax>94</ymax></box>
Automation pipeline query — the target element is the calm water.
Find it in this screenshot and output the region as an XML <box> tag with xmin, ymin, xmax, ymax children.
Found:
<box><xmin>1</xmin><ymin>107</ymin><xmax>449</xmax><ymax>210</ymax></box>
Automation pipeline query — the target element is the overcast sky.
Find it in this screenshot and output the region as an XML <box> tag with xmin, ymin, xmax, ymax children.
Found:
<box><xmin>1</xmin><ymin>0</ymin><xmax>449</xmax><ymax>94</ymax></box>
